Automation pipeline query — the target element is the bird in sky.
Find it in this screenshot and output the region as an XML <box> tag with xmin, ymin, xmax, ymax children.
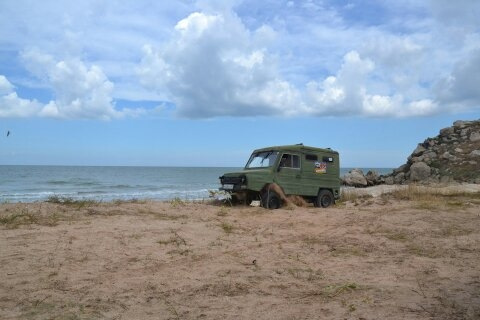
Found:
<box><xmin>6</xmin><ymin>131</ymin><xmax>10</xmax><ymax>137</ymax></box>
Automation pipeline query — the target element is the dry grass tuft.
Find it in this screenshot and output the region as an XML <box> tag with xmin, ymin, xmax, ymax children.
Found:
<box><xmin>220</xmin><ymin>222</ymin><xmax>234</xmax><ymax>234</ymax></box>
<box><xmin>383</xmin><ymin>185</ymin><xmax>479</xmax><ymax>210</ymax></box>
<box><xmin>46</xmin><ymin>195</ymin><xmax>99</xmax><ymax>208</ymax></box>
<box><xmin>339</xmin><ymin>189</ymin><xmax>373</xmax><ymax>203</ymax></box>
<box><xmin>0</xmin><ymin>207</ymin><xmax>61</xmax><ymax>229</ymax></box>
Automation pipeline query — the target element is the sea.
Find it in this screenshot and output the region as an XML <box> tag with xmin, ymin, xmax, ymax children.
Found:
<box><xmin>0</xmin><ymin>166</ymin><xmax>394</xmax><ymax>203</ymax></box>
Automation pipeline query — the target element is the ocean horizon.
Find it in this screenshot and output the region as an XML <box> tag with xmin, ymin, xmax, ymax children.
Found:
<box><xmin>0</xmin><ymin>165</ymin><xmax>394</xmax><ymax>203</ymax></box>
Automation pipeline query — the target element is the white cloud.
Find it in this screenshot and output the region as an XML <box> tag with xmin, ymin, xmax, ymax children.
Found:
<box><xmin>2</xmin><ymin>1</ymin><xmax>480</xmax><ymax>120</ymax></box>
<box><xmin>136</xmin><ymin>10</ymin><xmax>452</xmax><ymax>119</ymax></box>
<box><xmin>434</xmin><ymin>49</ymin><xmax>480</xmax><ymax>109</ymax></box>
<box><xmin>0</xmin><ymin>51</ymin><xmax>144</xmax><ymax>119</ymax></box>
<box><xmin>137</xmin><ymin>11</ymin><xmax>297</xmax><ymax>118</ymax></box>
<box><xmin>22</xmin><ymin>49</ymin><xmax>124</xmax><ymax>120</ymax></box>
<box><xmin>305</xmin><ymin>51</ymin><xmax>438</xmax><ymax>117</ymax></box>
<box><xmin>0</xmin><ymin>75</ymin><xmax>42</xmax><ymax>118</ymax></box>
<box><xmin>0</xmin><ymin>75</ymin><xmax>14</xmax><ymax>94</ymax></box>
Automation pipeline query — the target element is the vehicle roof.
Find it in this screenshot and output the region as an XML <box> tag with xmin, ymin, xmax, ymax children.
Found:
<box><xmin>253</xmin><ymin>144</ymin><xmax>339</xmax><ymax>155</ymax></box>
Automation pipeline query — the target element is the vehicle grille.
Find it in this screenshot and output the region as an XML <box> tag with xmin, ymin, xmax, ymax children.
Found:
<box><xmin>220</xmin><ymin>176</ymin><xmax>243</xmax><ymax>185</ymax></box>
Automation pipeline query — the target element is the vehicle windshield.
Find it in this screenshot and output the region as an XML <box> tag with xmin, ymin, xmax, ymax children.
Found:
<box><xmin>245</xmin><ymin>151</ymin><xmax>278</xmax><ymax>168</ymax></box>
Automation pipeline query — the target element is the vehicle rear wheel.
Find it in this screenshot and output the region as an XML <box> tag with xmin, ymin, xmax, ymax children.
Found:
<box><xmin>261</xmin><ymin>190</ymin><xmax>282</xmax><ymax>209</ymax></box>
<box><xmin>314</xmin><ymin>189</ymin><xmax>334</xmax><ymax>208</ymax></box>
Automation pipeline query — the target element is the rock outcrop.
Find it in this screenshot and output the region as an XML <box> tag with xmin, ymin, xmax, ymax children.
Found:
<box><xmin>383</xmin><ymin>119</ymin><xmax>480</xmax><ymax>184</ymax></box>
<box><xmin>343</xmin><ymin>169</ymin><xmax>368</xmax><ymax>187</ymax></box>
<box><xmin>342</xmin><ymin>119</ymin><xmax>480</xmax><ymax>186</ymax></box>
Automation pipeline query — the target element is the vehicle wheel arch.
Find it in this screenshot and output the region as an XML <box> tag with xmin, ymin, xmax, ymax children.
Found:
<box><xmin>260</xmin><ymin>183</ymin><xmax>284</xmax><ymax>209</ymax></box>
<box><xmin>314</xmin><ymin>188</ymin><xmax>335</xmax><ymax>208</ymax></box>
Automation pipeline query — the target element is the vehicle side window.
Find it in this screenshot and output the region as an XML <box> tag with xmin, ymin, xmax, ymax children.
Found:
<box><xmin>322</xmin><ymin>156</ymin><xmax>334</xmax><ymax>163</ymax></box>
<box><xmin>280</xmin><ymin>154</ymin><xmax>300</xmax><ymax>169</ymax></box>
<box><xmin>306</xmin><ymin>154</ymin><xmax>318</xmax><ymax>161</ymax></box>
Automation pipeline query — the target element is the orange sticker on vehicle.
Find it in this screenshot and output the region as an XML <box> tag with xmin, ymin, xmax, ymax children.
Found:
<box><xmin>315</xmin><ymin>161</ymin><xmax>327</xmax><ymax>174</ymax></box>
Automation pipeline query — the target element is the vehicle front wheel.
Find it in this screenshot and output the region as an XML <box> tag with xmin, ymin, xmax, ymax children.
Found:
<box><xmin>261</xmin><ymin>190</ymin><xmax>282</xmax><ymax>209</ymax></box>
<box><xmin>314</xmin><ymin>189</ymin><xmax>334</xmax><ymax>208</ymax></box>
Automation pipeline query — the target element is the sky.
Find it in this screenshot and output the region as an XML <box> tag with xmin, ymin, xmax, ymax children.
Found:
<box><xmin>0</xmin><ymin>0</ymin><xmax>479</xmax><ymax>168</ymax></box>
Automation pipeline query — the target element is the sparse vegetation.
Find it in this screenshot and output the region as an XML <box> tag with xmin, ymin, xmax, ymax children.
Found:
<box><xmin>303</xmin><ymin>282</ymin><xmax>359</xmax><ymax>299</ymax></box>
<box><xmin>216</xmin><ymin>207</ymin><xmax>229</xmax><ymax>216</ymax></box>
<box><xmin>0</xmin><ymin>207</ymin><xmax>60</xmax><ymax>228</ymax></box>
<box><xmin>0</xmin><ymin>208</ymin><xmax>37</xmax><ymax>229</ymax></box>
<box><xmin>2</xmin><ymin>190</ymin><xmax>480</xmax><ymax>319</ymax></box>
<box><xmin>157</xmin><ymin>230</ymin><xmax>188</xmax><ymax>246</ymax></box>
<box><xmin>46</xmin><ymin>195</ymin><xmax>99</xmax><ymax>208</ymax></box>
<box><xmin>208</xmin><ymin>190</ymin><xmax>233</xmax><ymax>206</ymax></box>
<box><xmin>338</xmin><ymin>189</ymin><xmax>373</xmax><ymax>203</ymax></box>
<box><xmin>113</xmin><ymin>198</ymin><xmax>146</xmax><ymax>205</ymax></box>
<box><xmin>169</xmin><ymin>197</ymin><xmax>186</xmax><ymax>208</ymax></box>
<box><xmin>220</xmin><ymin>222</ymin><xmax>234</xmax><ymax>234</ymax></box>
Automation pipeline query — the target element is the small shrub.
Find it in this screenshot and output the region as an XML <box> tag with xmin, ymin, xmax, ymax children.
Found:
<box><xmin>217</xmin><ymin>207</ymin><xmax>229</xmax><ymax>216</ymax></box>
<box><xmin>46</xmin><ymin>196</ymin><xmax>98</xmax><ymax>208</ymax></box>
<box><xmin>169</xmin><ymin>197</ymin><xmax>185</xmax><ymax>208</ymax></box>
<box><xmin>209</xmin><ymin>190</ymin><xmax>232</xmax><ymax>206</ymax></box>
<box><xmin>221</xmin><ymin>222</ymin><xmax>234</xmax><ymax>234</ymax></box>
<box><xmin>0</xmin><ymin>208</ymin><xmax>37</xmax><ymax>229</ymax></box>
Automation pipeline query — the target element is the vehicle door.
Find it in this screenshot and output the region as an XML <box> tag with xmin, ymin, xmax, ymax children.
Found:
<box><xmin>274</xmin><ymin>153</ymin><xmax>302</xmax><ymax>195</ymax></box>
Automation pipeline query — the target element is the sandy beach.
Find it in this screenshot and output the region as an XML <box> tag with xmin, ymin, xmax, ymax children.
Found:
<box><xmin>1</xmin><ymin>187</ymin><xmax>480</xmax><ymax>320</ymax></box>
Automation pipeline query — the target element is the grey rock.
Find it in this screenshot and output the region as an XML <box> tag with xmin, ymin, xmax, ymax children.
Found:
<box><xmin>469</xmin><ymin>131</ymin><xmax>480</xmax><ymax>142</ymax></box>
<box><xmin>440</xmin><ymin>127</ymin><xmax>454</xmax><ymax>136</ymax></box>
<box><xmin>411</xmin><ymin>156</ymin><xmax>423</xmax><ymax>163</ymax></box>
<box><xmin>343</xmin><ymin>169</ymin><xmax>368</xmax><ymax>187</ymax></box>
<box><xmin>394</xmin><ymin>172</ymin><xmax>405</xmax><ymax>184</ymax></box>
<box><xmin>365</xmin><ymin>170</ymin><xmax>380</xmax><ymax>186</ymax></box>
<box><xmin>410</xmin><ymin>162</ymin><xmax>431</xmax><ymax>181</ymax></box>
<box><xmin>384</xmin><ymin>176</ymin><xmax>394</xmax><ymax>185</ymax></box>
<box><xmin>412</xmin><ymin>144</ymin><xmax>426</xmax><ymax>156</ymax></box>
<box><xmin>393</xmin><ymin>164</ymin><xmax>409</xmax><ymax>175</ymax></box>
<box><xmin>440</xmin><ymin>175</ymin><xmax>454</xmax><ymax>184</ymax></box>
<box><xmin>424</xmin><ymin>151</ymin><xmax>438</xmax><ymax>159</ymax></box>
<box><xmin>460</xmin><ymin>128</ymin><xmax>470</xmax><ymax>137</ymax></box>
<box><xmin>453</xmin><ymin>120</ymin><xmax>471</xmax><ymax>129</ymax></box>
<box><xmin>454</xmin><ymin>148</ymin><xmax>463</xmax><ymax>153</ymax></box>
<box><xmin>470</xmin><ymin>150</ymin><xmax>480</xmax><ymax>157</ymax></box>
<box><xmin>441</xmin><ymin>152</ymin><xmax>456</xmax><ymax>161</ymax></box>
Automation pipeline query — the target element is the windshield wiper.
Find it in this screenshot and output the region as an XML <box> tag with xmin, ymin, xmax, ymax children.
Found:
<box><xmin>260</xmin><ymin>151</ymin><xmax>273</xmax><ymax>166</ymax></box>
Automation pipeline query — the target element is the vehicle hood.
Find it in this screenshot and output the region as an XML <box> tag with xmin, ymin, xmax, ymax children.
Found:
<box><xmin>221</xmin><ymin>169</ymin><xmax>270</xmax><ymax>177</ymax></box>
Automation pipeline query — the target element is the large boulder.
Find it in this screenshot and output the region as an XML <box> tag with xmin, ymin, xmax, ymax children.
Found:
<box><xmin>343</xmin><ymin>169</ymin><xmax>368</xmax><ymax>187</ymax></box>
<box><xmin>365</xmin><ymin>170</ymin><xmax>380</xmax><ymax>186</ymax></box>
<box><xmin>394</xmin><ymin>172</ymin><xmax>406</xmax><ymax>184</ymax></box>
<box><xmin>409</xmin><ymin>162</ymin><xmax>431</xmax><ymax>182</ymax></box>
<box><xmin>470</xmin><ymin>132</ymin><xmax>480</xmax><ymax>142</ymax></box>
<box><xmin>470</xmin><ymin>150</ymin><xmax>480</xmax><ymax>158</ymax></box>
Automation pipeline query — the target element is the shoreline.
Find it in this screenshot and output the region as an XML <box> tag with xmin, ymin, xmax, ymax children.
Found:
<box><xmin>2</xmin><ymin>182</ymin><xmax>479</xmax><ymax>205</ymax></box>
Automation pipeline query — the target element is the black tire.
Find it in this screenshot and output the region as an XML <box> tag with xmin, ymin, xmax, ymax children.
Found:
<box><xmin>314</xmin><ymin>189</ymin><xmax>334</xmax><ymax>208</ymax></box>
<box><xmin>245</xmin><ymin>192</ymin><xmax>255</xmax><ymax>206</ymax></box>
<box><xmin>261</xmin><ymin>190</ymin><xmax>282</xmax><ymax>209</ymax></box>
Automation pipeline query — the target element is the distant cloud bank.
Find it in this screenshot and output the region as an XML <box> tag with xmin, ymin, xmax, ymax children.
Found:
<box><xmin>1</xmin><ymin>1</ymin><xmax>479</xmax><ymax>119</ymax></box>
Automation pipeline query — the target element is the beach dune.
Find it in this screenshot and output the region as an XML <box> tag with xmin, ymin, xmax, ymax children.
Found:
<box><xmin>1</xmin><ymin>190</ymin><xmax>479</xmax><ymax>319</ymax></box>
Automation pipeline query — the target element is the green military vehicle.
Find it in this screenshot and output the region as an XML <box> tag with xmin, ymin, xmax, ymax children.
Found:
<box><xmin>219</xmin><ymin>144</ymin><xmax>340</xmax><ymax>209</ymax></box>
